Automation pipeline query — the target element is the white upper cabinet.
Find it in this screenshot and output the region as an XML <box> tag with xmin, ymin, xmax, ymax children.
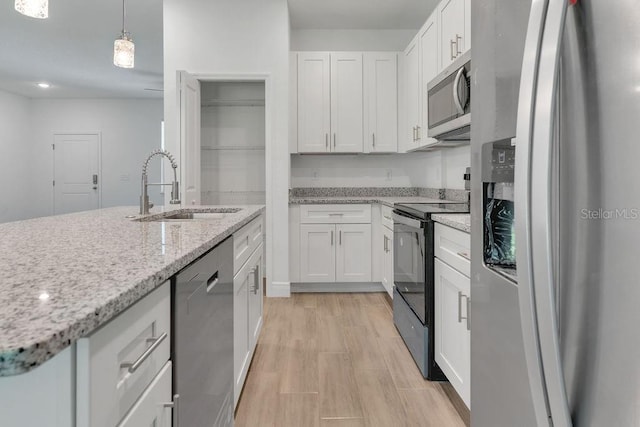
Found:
<box><xmin>297</xmin><ymin>52</ymin><xmax>331</xmax><ymax>153</ymax></box>
<box><xmin>330</xmin><ymin>53</ymin><xmax>364</xmax><ymax>153</ymax></box>
<box><xmin>404</xmin><ymin>37</ymin><xmax>422</xmax><ymax>150</ymax></box>
<box><xmin>438</xmin><ymin>0</ymin><xmax>470</xmax><ymax>70</ymax></box>
<box><xmin>364</xmin><ymin>52</ymin><xmax>398</xmax><ymax>153</ymax></box>
<box><xmin>419</xmin><ymin>15</ymin><xmax>439</xmax><ymax>149</ymax></box>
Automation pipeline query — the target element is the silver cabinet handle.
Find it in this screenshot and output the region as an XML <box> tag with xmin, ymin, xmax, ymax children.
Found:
<box><xmin>333</xmin><ymin>133</ymin><xmax>336</xmax><ymax>148</ymax></box>
<box><xmin>458</xmin><ymin>292</ymin><xmax>469</xmax><ymax>324</ymax></box>
<box><xmin>383</xmin><ymin>235</ymin><xmax>387</xmax><ymax>252</ymax></box>
<box><xmin>416</xmin><ymin>126</ymin><xmax>421</xmax><ymax>141</ymax></box>
<box><xmin>120</xmin><ymin>332</ymin><xmax>168</xmax><ymax>373</ymax></box>
<box><xmin>412</xmin><ymin>126</ymin><xmax>416</xmax><ymax>142</ymax></box>
<box><xmin>331</xmin><ymin>230</ymin><xmax>334</xmax><ymax>246</ymax></box>
<box><xmin>372</xmin><ymin>133</ymin><xmax>376</xmax><ymax>148</ymax></box>
<box><xmin>325</xmin><ymin>133</ymin><xmax>329</xmax><ymax>150</ymax></box>
<box><xmin>450</xmin><ymin>39</ymin><xmax>456</xmax><ymax>60</ymax></box>
<box><xmin>328</xmin><ymin>213</ymin><xmax>344</xmax><ymax>216</ymax></box>
<box><xmin>466</xmin><ymin>296</ymin><xmax>471</xmax><ymax>331</ymax></box>
<box><xmin>457</xmin><ymin>251</ymin><xmax>471</xmax><ymax>261</ymax></box>
<box><xmin>252</xmin><ymin>266</ymin><xmax>259</xmax><ymax>295</ymax></box>
<box><xmin>163</xmin><ymin>394</ymin><xmax>180</xmax><ymax>427</ymax></box>
<box><xmin>456</xmin><ymin>34</ymin><xmax>463</xmax><ymax>56</ymax></box>
<box><xmin>339</xmin><ymin>230</ymin><xmax>342</xmax><ymax>245</ymax></box>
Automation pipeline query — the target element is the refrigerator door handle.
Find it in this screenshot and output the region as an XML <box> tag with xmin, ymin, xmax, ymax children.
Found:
<box><xmin>514</xmin><ymin>0</ymin><xmax>572</xmax><ymax>426</ymax></box>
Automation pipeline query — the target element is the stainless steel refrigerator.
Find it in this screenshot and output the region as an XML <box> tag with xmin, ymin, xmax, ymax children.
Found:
<box><xmin>471</xmin><ymin>0</ymin><xmax>640</xmax><ymax>425</ymax></box>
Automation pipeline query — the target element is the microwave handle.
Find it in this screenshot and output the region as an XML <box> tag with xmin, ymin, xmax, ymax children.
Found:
<box><xmin>453</xmin><ymin>67</ymin><xmax>465</xmax><ymax>115</ymax></box>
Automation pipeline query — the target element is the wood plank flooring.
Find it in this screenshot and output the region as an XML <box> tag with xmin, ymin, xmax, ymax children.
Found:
<box><xmin>235</xmin><ymin>293</ymin><xmax>466</xmax><ymax>427</ymax></box>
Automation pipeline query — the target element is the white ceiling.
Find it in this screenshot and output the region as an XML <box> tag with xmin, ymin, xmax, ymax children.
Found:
<box><xmin>287</xmin><ymin>0</ymin><xmax>439</xmax><ymax>29</ymax></box>
<box><xmin>0</xmin><ymin>0</ymin><xmax>163</xmax><ymax>99</ymax></box>
<box><xmin>0</xmin><ymin>1</ymin><xmax>436</xmax><ymax>99</ymax></box>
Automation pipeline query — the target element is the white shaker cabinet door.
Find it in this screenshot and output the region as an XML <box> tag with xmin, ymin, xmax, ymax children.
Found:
<box><xmin>298</xmin><ymin>52</ymin><xmax>331</xmax><ymax>153</ymax></box>
<box><xmin>434</xmin><ymin>258</ymin><xmax>471</xmax><ymax>408</ymax></box>
<box><xmin>335</xmin><ymin>224</ymin><xmax>372</xmax><ymax>282</ymax></box>
<box><xmin>117</xmin><ymin>362</ymin><xmax>172</xmax><ymax>427</ymax></box>
<box><xmin>439</xmin><ymin>0</ymin><xmax>467</xmax><ymax>71</ymax></box>
<box><xmin>364</xmin><ymin>52</ymin><xmax>398</xmax><ymax>153</ymax></box>
<box><xmin>419</xmin><ymin>14</ymin><xmax>439</xmax><ymax>149</ymax></box>
<box><xmin>247</xmin><ymin>244</ymin><xmax>264</xmax><ymax>350</ymax></box>
<box><xmin>234</xmin><ymin>260</ymin><xmax>251</xmax><ymax>408</ymax></box>
<box><xmin>381</xmin><ymin>226</ymin><xmax>394</xmax><ymax>297</ymax></box>
<box><xmin>300</xmin><ymin>224</ymin><xmax>336</xmax><ymax>282</ymax></box>
<box><xmin>404</xmin><ymin>36</ymin><xmax>421</xmax><ymax>148</ymax></box>
<box><xmin>330</xmin><ymin>52</ymin><xmax>364</xmax><ymax>153</ymax></box>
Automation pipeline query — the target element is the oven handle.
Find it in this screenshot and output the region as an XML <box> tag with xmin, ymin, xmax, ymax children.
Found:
<box><xmin>392</xmin><ymin>211</ymin><xmax>425</xmax><ymax>229</ymax></box>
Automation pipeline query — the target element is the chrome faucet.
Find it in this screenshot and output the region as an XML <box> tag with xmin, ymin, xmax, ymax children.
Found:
<box><xmin>140</xmin><ymin>149</ymin><xmax>181</xmax><ymax>214</ymax></box>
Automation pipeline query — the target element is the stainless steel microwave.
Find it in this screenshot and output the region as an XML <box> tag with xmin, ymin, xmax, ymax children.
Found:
<box><xmin>427</xmin><ymin>51</ymin><xmax>471</xmax><ymax>141</ymax></box>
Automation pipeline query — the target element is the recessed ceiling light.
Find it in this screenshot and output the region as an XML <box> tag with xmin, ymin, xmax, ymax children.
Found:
<box><xmin>37</xmin><ymin>82</ymin><xmax>50</xmax><ymax>89</ymax></box>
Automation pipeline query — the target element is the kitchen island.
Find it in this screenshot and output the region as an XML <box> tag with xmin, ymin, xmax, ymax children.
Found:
<box><xmin>0</xmin><ymin>205</ymin><xmax>264</xmax><ymax>376</ymax></box>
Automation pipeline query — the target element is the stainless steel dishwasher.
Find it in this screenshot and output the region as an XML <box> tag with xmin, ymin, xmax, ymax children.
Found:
<box><xmin>172</xmin><ymin>237</ymin><xmax>234</xmax><ymax>427</ymax></box>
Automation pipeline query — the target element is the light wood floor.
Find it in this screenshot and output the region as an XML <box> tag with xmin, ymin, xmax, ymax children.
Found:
<box><xmin>235</xmin><ymin>293</ymin><xmax>466</xmax><ymax>427</ymax></box>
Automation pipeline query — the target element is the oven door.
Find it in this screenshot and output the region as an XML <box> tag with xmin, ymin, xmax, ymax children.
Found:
<box><xmin>393</xmin><ymin>211</ymin><xmax>427</xmax><ymax>324</ymax></box>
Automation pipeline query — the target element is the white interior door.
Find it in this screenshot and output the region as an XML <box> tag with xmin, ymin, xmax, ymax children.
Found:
<box><xmin>179</xmin><ymin>71</ymin><xmax>201</xmax><ymax>206</ymax></box>
<box><xmin>53</xmin><ymin>133</ymin><xmax>100</xmax><ymax>215</ymax></box>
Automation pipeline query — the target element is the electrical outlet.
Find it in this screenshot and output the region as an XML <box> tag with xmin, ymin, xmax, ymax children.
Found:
<box><xmin>386</xmin><ymin>169</ymin><xmax>393</xmax><ymax>181</ymax></box>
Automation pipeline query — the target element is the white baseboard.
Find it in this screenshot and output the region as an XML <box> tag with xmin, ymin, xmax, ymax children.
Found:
<box><xmin>267</xmin><ymin>281</ymin><xmax>291</xmax><ymax>297</ymax></box>
<box><xmin>291</xmin><ymin>282</ymin><xmax>385</xmax><ymax>293</ymax></box>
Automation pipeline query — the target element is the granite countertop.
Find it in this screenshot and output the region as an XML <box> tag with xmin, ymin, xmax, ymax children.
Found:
<box><xmin>289</xmin><ymin>196</ymin><xmax>446</xmax><ymax>207</ymax></box>
<box><xmin>431</xmin><ymin>213</ymin><xmax>471</xmax><ymax>233</ymax></box>
<box><xmin>0</xmin><ymin>205</ymin><xmax>264</xmax><ymax>376</ymax></box>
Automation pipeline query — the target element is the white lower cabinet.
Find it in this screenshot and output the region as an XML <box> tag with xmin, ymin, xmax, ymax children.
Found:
<box><xmin>233</xmin><ymin>215</ymin><xmax>265</xmax><ymax>409</ymax></box>
<box><xmin>434</xmin><ymin>224</ymin><xmax>471</xmax><ymax>408</ymax></box>
<box><xmin>300</xmin><ymin>222</ymin><xmax>371</xmax><ymax>283</ymax></box>
<box><xmin>117</xmin><ymin>361</ymin><xmax>173</xmax><ymax>427</ymax></box>
<box><xmin>381</xmin><ymin>225</ymin><xmax>394</xmax><ymax>297</ymax></box>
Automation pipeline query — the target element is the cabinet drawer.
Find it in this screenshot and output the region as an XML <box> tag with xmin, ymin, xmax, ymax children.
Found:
<box><xmin>300</xmin><ymin>204</ymin><xmax>372</xmax><ymax>224</ymax></box>
<box><xmin>434</xmin><ymin>223</ymin><xmax>470</xmax><ymax>277</ymax></box>
<box><xmin>381</xmin><ymin>205</ymin><xmax>394</xmax><ymax>230</ymax></box>
<box><xmin>117</xmin><ymin>361</ymin><xmax>172</xmax><ymax>427</ymax></box>
<box><xmin>77</xmin><ymin>282</ymin><xmax>171</xmax><ymax>427</ymax></box>
<box><xmin>234</xmin><ymin>214</ymin><xmax>264</xmax><ymax>275</ymax></box>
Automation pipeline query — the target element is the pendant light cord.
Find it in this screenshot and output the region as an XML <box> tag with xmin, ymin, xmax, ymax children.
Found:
<box><xmin>121</xmin><ymin>0</ymin><xmax>127</xmax><ymax>34</ymax></box>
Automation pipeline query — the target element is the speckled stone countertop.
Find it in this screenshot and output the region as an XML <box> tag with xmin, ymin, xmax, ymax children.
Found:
<box><xmin>289</xmin><ymin>195</ymin><xmax>449</xmax><ymax>207</ymax></box>
<box><xmin>0</xmin><ymin>205</ymin><xmax>264</xmax><ymax>376</ymax></box>
<box><xmin>431</xmin><ymin>214</ymin><xmax>471</xmax><ymax>233</ymax></box>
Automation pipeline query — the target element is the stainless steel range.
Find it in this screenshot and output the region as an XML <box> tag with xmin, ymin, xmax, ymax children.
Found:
<box><xmin>392</xmin><ymin>202</ymin><xmax>469</xmax><ymax>380</ymax></box>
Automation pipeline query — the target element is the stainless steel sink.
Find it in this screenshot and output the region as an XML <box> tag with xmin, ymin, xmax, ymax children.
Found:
<box><xmin>141</xmin><ymin>208</ymin><xmax>242</xmax><ymax>222</ymax></box>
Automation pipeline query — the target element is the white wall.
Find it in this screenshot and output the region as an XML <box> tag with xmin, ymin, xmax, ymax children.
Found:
<box><xmin>29</xmin><ymin>99</ymin><xmax>164</xmax><ymax>218</ymax></box>
<box><xmin>0</xmin><ymin>89</ymin><xmax>34</xmax><ymax>223</ymax></box>
<box><xmin>290</xmin><ymin>29</ymin><xmax>414</xmax><ymax>51</ymax></box>
<box><xmin>164</xmin><ymin>0</ymin><xmax>290</xmax><ymax>296</ymax></box>
<box><xmin>291</xmin><ymin>146</ymin><xmax>469</xmax><ymax>189</ymax></box>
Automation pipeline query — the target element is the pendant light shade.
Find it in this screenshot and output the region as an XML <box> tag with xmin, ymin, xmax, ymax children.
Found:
<box><xmin>15</xmin><ymin>0</ymin><xmax>48</xmax><ymax>19</ymax></box>
<box><xmin>114</xmin><ymin>33</ymin><xmax>135</xmax><ymax>68</ymax></box>
<box><xmin>114</xmin><ymin>0</ymin><xmax>134</xmax><ymax>69</ymax></box>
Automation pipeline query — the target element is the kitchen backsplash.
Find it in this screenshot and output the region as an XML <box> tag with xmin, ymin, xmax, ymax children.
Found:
<box><xmin>290</xmin><ymin>187</ymin><xmax>470</xmax><ymax>201</ymax></box>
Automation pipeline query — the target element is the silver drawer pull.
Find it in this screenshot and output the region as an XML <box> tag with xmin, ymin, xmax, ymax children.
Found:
<box><xmin>457</xmin><ymin>251</ymin><xmax>471</xmax><ymax>261</ymax></box>
<box><xmin>328</xmin><ymin>213</ymin><xmax>344</xmax><ymax>216</ymax></box>
<box><xmin>163</xmin><ymin>394</ymin><xmax>180</xmax><ymax>427</ymax></box>
<box><xmin>120</xmin><ymin>332</ymin><xmax>168</xmax><ymax>373</ymax></box>
<box><xmin>383</xmin><ymin>215</ymin><xmax>392</xmax><ymax>221</ymax></box>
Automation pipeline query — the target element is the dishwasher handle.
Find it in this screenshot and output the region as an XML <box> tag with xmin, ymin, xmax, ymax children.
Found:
<box><xmin>206</xmin><ymin>271</ymin><xmax>219</xmax><ymax>294</ymax></box>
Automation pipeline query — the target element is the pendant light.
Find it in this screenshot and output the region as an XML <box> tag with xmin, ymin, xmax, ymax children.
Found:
<box><xmin>15</xmin><ymin>0</ymin><xmax>48</xmax><ymax>19</ymax></box>
<box><xmin>113</xmin><ymin>0</ymin><xmax>134</xmax><ymax>69</ymax></box>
